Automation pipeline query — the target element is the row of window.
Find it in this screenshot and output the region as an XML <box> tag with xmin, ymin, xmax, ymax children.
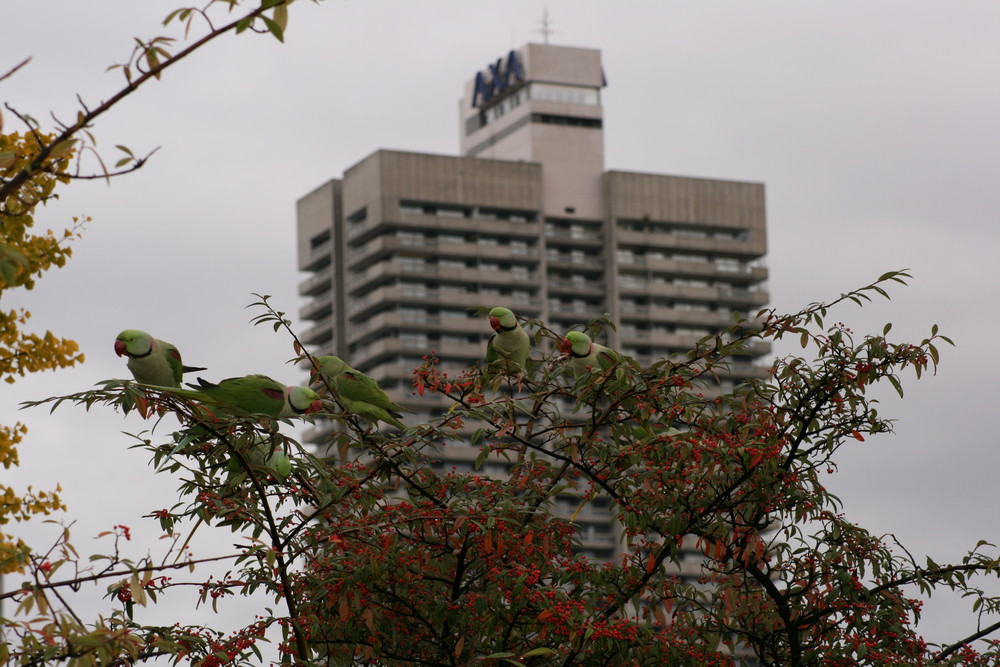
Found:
<box><xmin>621</xmin><ymin>298</ymin><xmax>747</xmax><ymax>317</ymax></box>
<box><xmin>549</xmin><ymin>297</ymin><xmax>604</xmax><ymax>312</ymax></box>
<box><xmin>395</xmin><ymin>256</ymin><xmax>538</xmax><ymax>277</ymax></box>
<box><xmin>349</xmin><ymin>329</ymin><xmax>471</xmax><ymax>361</ymax></box>
<box><xmin>394</xmin><ymin>229</ymin><xmax>536</xmax><ymax>254</ymax></box>
<box><xmin>618</xmin><ymin>218</ymin><xmax>751</xmax><ymax>241</ymax></box>
<box><xmin>544</xmin><ymin>220</ymin><xmax>603</xmax><ymax>241</ymax></box>
<box><xmin>474</xmin><ymin>83</ymin><xmax>601</xmax><ymax>129</ymax></box>
<box><xmin>547</xmin><ymin>248</ymin><xmax>602</xmax><ymax>265</ymax></box>
<box><xmin>620</xmin><ymin>324</ymin><xmax>716</xmax><ymax>339</ymax></box>
<box><xmin>399</xmin><ymin>200</ymin><xmax>537</xmax><ymax>223</ymax></box>
<box><xmin>618</xmin><ymin>249</ymin><xmax>750</xmax><ymax>273</ymax></box>
<box><xmin>620</xmin><ymin>274</ymin><xmax>763</xmax><ymax>291</ymax></box>
<box><xmin>351</xmin><ymin>208</ymin><xmax>751</xmax><ymax>245</ymax></box>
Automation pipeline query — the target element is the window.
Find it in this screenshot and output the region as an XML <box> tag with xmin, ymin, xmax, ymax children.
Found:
<box><xmin>397</xmin><ymin>231</ymin><xmax>424</xmax><ymax>246</ymax></box>
<box><xmin>676</xmin><ymin>301</ymin><xmax>709</xmax><ymax>312</ymax></box>
<box><xmin>399</xmin><ymin>257</ymin><xmax>425</xmax><ymax>272</ymax></box>
<box><xmin>400</xmin><ymin>281</ymin><xmax>427</xmax><ymax>297</ymax></box>
<box><xmin>716</xmin><ymin>257</ymin><xmax>743</xmax><ymax>272</ymax></box>
<box><xmin>677</xmin><ymin>326</ymin><xmax>711</xmax><ymax>337</ymax></box>
<box><xmin>529</xmin><ymin>83</ymin><xmax>600</xmax><ymax>106</ymax></box>
<box><xmin>401</xmin><ymin>333</ymin><xmax>428</xmax><ymax>349</ymax></box>
<box><xmin>309</xmin><ymin>230</ymin><xmax>330</xmax><ymax>249</ymax></box>
<box><xmin>674</xmin><ymin>253</ymin><xmax>707</xmax><ymax>263</ymax></box>
<box><xmin>437</xmin><ymin>206</ymin><xmax>468</xmax><ymax>219</ymax></box>
<box><xmin>400</xmin><ymin>307</ymin><xmax>427</xmax><ymax>323</ymax></box>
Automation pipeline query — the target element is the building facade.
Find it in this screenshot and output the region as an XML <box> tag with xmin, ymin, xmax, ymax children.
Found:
<box><xmin>296</xmin><ymin>43</ymin><xmax>769</xmax><ymax>562</ymax></box>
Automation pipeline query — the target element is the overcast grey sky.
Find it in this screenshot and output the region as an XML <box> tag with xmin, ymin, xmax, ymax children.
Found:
<box><xmin>3</xmin><ymin>0</ymin><xmax>999</xmax><ymax>650</ymax></box>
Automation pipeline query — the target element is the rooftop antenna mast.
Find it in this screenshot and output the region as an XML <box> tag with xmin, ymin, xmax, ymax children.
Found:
<box><xmin>537</xmin><ymin>7</ymin><xmax>555</xmax><ymax>44</ymax></box>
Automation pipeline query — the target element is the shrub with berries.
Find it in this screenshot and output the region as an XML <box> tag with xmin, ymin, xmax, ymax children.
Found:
<box><xmin>6</xmin><ymin>272</ymin><xmax>1000</xmax><ymax>666</ymax></box>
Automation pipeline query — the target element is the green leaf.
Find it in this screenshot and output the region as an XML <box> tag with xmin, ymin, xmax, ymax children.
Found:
<box><xmin>273</xmin><ymin>4</ymin><xmax>288</xmax><ymax>32</ymax></box>
<box><xmin>48</xmin><ymin>138</ymin><xmax>77</xmax><ymax>159</ymax></box>
<box><xmin>260</xmin><ymin>16</ymin><xmax>284</xmax><ymax>42</ymax></box>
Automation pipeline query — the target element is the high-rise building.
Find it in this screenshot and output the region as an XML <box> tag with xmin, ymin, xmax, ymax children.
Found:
<box><xmin>296</xmin><ymin>43</ymin><xmax>769</xmax><ymax>562</ymax></box>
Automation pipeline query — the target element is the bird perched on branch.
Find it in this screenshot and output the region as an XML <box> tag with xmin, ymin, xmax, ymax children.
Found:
<box><xmin>485</xmin><ymin>306</ymin><xmax>531</xmax><ymax>374</ymax></box>
<box><xmin>311</xmin><ymin>355</ymin><xmax>411</xmax><ymax>430</ymax></box>
<box><xmin>559</xmin><ymin>331</ymin><xmax>619</xmax><ymax>377</ymax></box>
<box><xmin>115</xmin><ymin>329</ymin><xmax>205</xmax><ymax>387</ymax></box>
<box><xmin>178</xmin><ymin>375</ymin><xmax>322</xmax><ymax>419</ymax></box>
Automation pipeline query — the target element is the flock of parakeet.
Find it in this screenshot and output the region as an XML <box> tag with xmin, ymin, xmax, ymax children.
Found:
<box><xmin>487</xmin><ymin>306</ymin><xmax>620</xmax><ymax>377</ymax></box>
<box><xmin>114</xmin><ymin>310</ymin><xmax>617</xmax><ymax>430</ymax></box>
<box><xmin>114</xmin><ymin>329</ymin><xmax>323</xmax><ymax>419</ymax></box>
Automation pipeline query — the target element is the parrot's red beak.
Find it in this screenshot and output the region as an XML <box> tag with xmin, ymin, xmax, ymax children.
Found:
<box><xmin>489</xmin><ymin>316</ymin><xmax>501</xmax><ymax>332</ymax></box>
<box><xmin>558</xmin><ymin>337</ymin><xmax>572</xmax><ymax>355</ymax></box>
<box><xmin>114</xmin><ymin>339</ymin><xmax>127</xmax><ymax>357</ymax></box>
<box><xmin>306</xmin><ymin>399</ymin><xmax>323</xmax><ymax>414</ymax></box>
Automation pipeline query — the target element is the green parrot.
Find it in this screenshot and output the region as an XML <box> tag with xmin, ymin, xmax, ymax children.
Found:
<box><xmin>115</xmin><ymin>329</ymin><xmax>205</xmax><ymax>387</ymax></box>
<box><xmin>485</xmin><ymin>306</ymin><xmax>531</xmax><ymax>371</ymax></box>
<box><xmin>559</xmin><ymin>331</ymin><xmax>620</xmax><ymax>377</ymax></box>
<box><xmin>311</xmin><ymin>355</ymin><xmax>411</xmax><ymax>430</ymax></box>
<box><xmin>182</xmin><ymin>375</ymin><xmax>323</xmax><ymax>419</ymax></box>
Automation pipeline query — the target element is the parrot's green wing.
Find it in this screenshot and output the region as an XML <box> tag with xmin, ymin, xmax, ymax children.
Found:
<box><xmin>163</xmin><ymin>342</ymin><xmax>185</xmax><ymax>385</ymax></box>
<box><xmin>193</xmin><ymin>375</ymin><xmax>287</xmax><ymax>417</ymax></box>
<box><xmin>336</xmin><ymin>370</ymin><xmax>410</xmax><ymax>429</ymax></box>
<box><xmin>594</xmin><ymin>344</ymin><xmax>620</xmax><ymax>369</ymax></box>
<box><xmin>486</xmin><ymin>334</ymin><xmax>500</xmax><ymax>365</ymax></box>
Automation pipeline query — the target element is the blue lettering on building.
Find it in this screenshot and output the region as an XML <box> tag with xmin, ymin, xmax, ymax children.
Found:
<box><xmin>471</xmin><ymin>50</ymin><xmax>525</xmax><ymax>108</ymax></box>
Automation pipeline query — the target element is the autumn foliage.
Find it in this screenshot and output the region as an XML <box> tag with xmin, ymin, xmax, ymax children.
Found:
<box><xmin>0</xmin><ymin>128</ymin><xmax>85</xmax><ymax>573</ymax></box>
<box><xmin>7</xmin><ymin>274</ymin><xmax>1000</xmax><ymax>666</ymax></box>
<box><xmin>0</xmin><ymin>0</ymin><xmax>307</xmax><ymax>576</ymax></box>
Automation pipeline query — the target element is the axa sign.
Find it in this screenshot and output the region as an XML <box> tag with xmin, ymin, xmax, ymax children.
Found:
<box><xmin>471</xmin><ymin>50</ymin><xmax>525</xmax><ymax>108</ymax></box>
